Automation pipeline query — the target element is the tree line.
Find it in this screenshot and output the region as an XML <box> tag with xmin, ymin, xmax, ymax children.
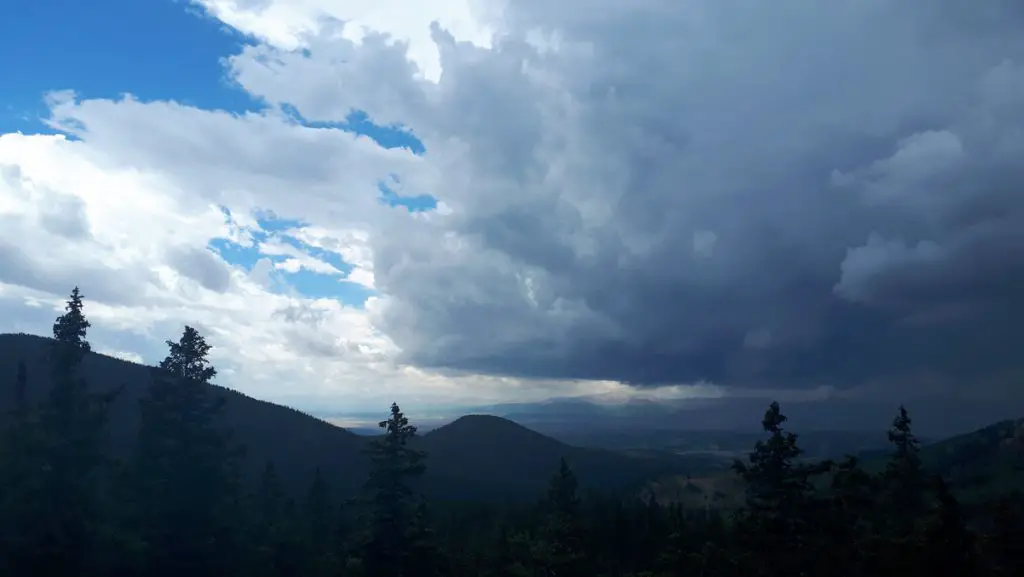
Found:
<box><xmin>1</xmin><ymin>287</ymin><xmax>1022</xmax><ymax>577</ymax></box>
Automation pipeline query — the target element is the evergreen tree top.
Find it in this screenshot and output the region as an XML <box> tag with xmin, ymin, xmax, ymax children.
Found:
<box><xmin>364</xmin><ymin>403</ymin><xmax>427</xmax><ymax>493</ymax></box>
<box><xmin>885</xmin><ymin>404</ymin><xmax>922</xmax><ymax>478</ymax></box>
<box><xmin>52</xmin><ymin>286</ymin><xmax>92</xmax><ymax>354</ymax></box>
<box><xmin>378</xmin><ymin>402</ymin><xmax>418</xmax><ymax>444</ymax></box>
<box><xmin>160</xmin><ymin>325</ymin><xmax>217</xmax><ymax>383</ymax></box>
<box><xmin>548</xmin><ymin>458</ymin><xmax>580</xmax><ymax>514</ymax></box>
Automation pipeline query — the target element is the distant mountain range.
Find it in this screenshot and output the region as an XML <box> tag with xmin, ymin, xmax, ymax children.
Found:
<box><xmin>0</xmin><ymin>333</ymin><xmax>697</xmax><ymax>501</ymax></box>
<box><xmin>6</xmin><ymin>332</ymin><xmax>1019</xmax><ymax>505</ymax></box>
<box><xmin>470</xmin><ymin>390</ymin><xmax>1024</xmax><ymax>440</ymax></box>
<box><xmin>326</xmin><ymin>390</ymin><xmax>1024</xmax><ymax>441</ymax></box>
<box><xmin>886</xmin><ymin>416</ymin><xmax>1024</xmax><ymax>504</ymax></box>
<box><xmin>648</xmin><ymin>415</ymin><xmax>1024</xmax><ymax>510</ymax></box>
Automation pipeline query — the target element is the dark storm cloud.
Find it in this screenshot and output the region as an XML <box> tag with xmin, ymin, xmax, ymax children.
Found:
<box><xmin>338</xmin><ymin>0</ymin><xmax>1024</xmax><ymax>390</ymax></box>
<box><xmin>165</xmin><ymin>246</ymin><xmax>233</xmax><ymax>293</ymax></box>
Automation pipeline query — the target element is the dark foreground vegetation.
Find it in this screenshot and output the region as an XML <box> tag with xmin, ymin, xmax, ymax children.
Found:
<box><xmin>1</xmin><ymin>288</ymin><xmax>1023</xmax><ymax>577</ymax></box>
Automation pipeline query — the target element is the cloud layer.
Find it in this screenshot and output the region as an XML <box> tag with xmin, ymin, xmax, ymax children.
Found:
<box><xmin>232</xmin><ymin>0</ymin><xmax>1024</xmax><ymax>392</ymax></box>
<box><xmin>3</xmin><ymin>0</ymin><xmax>1024</xmax><ymax>417</ymax></box>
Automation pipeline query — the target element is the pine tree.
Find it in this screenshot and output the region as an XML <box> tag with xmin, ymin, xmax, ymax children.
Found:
<box><xmin>129</xmin><ymin>325</ymin><xmax>241</xmax><ymax>577</ymax></box>
<box><xmin>827</xmin><ymin>455</ymin><xmax>878</xmax><ymax>576</ymax></box>
<box><xmin>14</xmin><ymin>287</ymin><xmax>120</xmax><ymax>577</ymax></box>
<box><xmin>988</xmin><ymin>492</ymin><xmax>1024</xmax><ymax>577</ymax></box>
<box><xmin>159</xmin><ymin>325</ymin><xmax>216</xmax><ymax>382</ymax></box>
<box><xmin>359</xmin><ymin>402</ymin><xmax>432</xmax><ymax>577</ymax></box>
<box><xmin>249</xmin><ymin>461</ymin><xmax>303</xmax><ymax>577</ymax></box>
<box><xmin>883</xmin><ymin>411</ymin><xmax>927</xmax><ymax>511</ymax></box>
<box><xmin>257</xmin><ymin>461</ymin><xmax>285</xmax><ymax>530</ymax></box>
<box><xmin>639</xmin><ymin>492</ymin><xmax>666</xmax><ymax>564</ymax></box>
<box><xmin>305</xmin><ymin>466</ymin><xmax>333</xmax><ymax>538</ymax></box>
<box><xmin>407</xmin><ymin>500</ymin><xmax>444</xmax><ymax>577</ymax></box>
<box><xmin>923</xmin><ymin>477</ymin><xmax>979</xmax><ymax>577</ymax></box>
<box><xmin>734</xmin><ymin>402</ymin><xmax>827</xmax><ymax>514</ymax></box>
<box><xmin>883</xmin><ymin>406</ymin><xmax>926</xmax><ymax>511</ymax></box>
<box><xmin>548</xmin><ymin>458</ymin><xmax>581</xmax><ymax>517</ymax></box>
<box><xmin>51</xmin><ymin>286</ymin><xmax>91</xmax><ymax>358</ymax></box>
<box><xmin>732</xmin><ymin>402</ymin><xmax>829</xmax><ymax>577</ymax></box>
<box><xmin>1</xmin><ymin>359</ymin><xmax>32</xmax><ymax>439</ymax></box>
<box><xmin>0</xmin><ymin>360</ymin><xmax>40</xmax><ymax>574</ymax></box>
<box><xmin>868</xmin><ymin>405</ymin><xmax>930</xmax><ymax>576</ymax></box>
<box><xmin>535</xmin><ymin>458</ymin><xmax>588</xmax><ymax>577</ymax></box>
<box><xmin>303</xmin><ymin>467</ymin><xmax>338</xmax><ymax>577</ymax></box>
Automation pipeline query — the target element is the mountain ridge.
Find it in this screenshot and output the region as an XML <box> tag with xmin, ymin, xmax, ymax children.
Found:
<box><xmin>481</xmin><ymin>392</ymin><xmax>1024</xmax><ymax>439</ymax></box>
<box><xmin>0</xmin><ymin>333</ymin><xmax>692</xmax><ymax>501</ymax></box>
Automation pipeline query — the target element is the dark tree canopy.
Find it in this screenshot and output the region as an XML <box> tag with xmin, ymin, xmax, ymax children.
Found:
<box><xmin>52</xmin><ymin>287</ymin><xmax>91</xmax><ymax>353</ymax></box>
<box><xmin>359</xmin><ymin>402</ymin><xmax>433</xmax><ymax>577</ymax></box>
<box><xmin>159</xmin><ymin>325</ymin><xmax>217</xmax><ymax>383</ymax></box>
<box><xmin>129</xmin><ymin>324</ymin><xmax>239</xmax><ymax>577</ymax></box>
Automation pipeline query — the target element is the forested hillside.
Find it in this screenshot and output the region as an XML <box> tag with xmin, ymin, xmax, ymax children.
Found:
<box><xmin>1</xmin><ymin>288</ymin><xmax>1022</xmax><ymax>577</ymax></box>
<box><xmin>645</xmin><ymin>416</ymin><xmax>1024</xmax><ymax>513</ymax></box>
<box><xmin>417</xmin><ymin>415</ymin><xmax>684</xmax><ymax>501</ymax></box>
<box><xmin>0</xmin><ymin>331</ymin><xmax>370</xmax><ymax>495</ymax></box>
<box><xmin>0</xmin><ymin>333</ymin><xmax>689</xmax><ymax>501</ymax></box>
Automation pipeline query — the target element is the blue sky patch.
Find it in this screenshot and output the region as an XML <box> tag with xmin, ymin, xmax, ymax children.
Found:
<box><xmin>280</xmin><ymin>104</ymin><xmax>426</xmax><ymax>155</ymax></box>
<box><xmin>378</xmin><ymin>180</ymin><xmax>438</xmax><ymax>212</ymax></box>
<box><xmin>3</xmin><ymin>0</ymin><xmax>402</xmax><ymax>308</ymax></box>
<box><xmin>210</xmin><ymin>207</ymin><xmax>377</xmax><ymax>307</ymax></box>
<box><xmin>0</xmin><ymin>0</ymin><xmax>259</xmax><ymax>135</ymax></box>
<box><xmin>343</xmin><ymin>110</ymin><xmax>426</xmax><ymax>155</ymax></box>
<box><xmin>208</xmin><ymin>238</ymin><xmax>266</xmax><ymax>271</ymax></box>
<box><xmin>282</xmin><ymin>237</ymin><xmax>349</xmax><ymax>272</ymax></box>
<box><xmin>283</xmin><ymin>270</ymin><xmax>377</xmax><ymax>303</ymax></box>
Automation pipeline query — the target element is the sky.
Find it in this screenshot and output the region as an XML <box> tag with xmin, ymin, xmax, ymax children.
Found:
<box><xmin>2</xmin><ymin>0</ymin><xmax>1024</xmax><ymax>428</ymax></box>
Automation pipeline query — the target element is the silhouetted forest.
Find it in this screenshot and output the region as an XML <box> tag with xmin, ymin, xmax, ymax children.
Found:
<box><xmin>1</xmin><ymin>288</ymin><xmax>1023</xmax><ymax>577</ymax></box>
